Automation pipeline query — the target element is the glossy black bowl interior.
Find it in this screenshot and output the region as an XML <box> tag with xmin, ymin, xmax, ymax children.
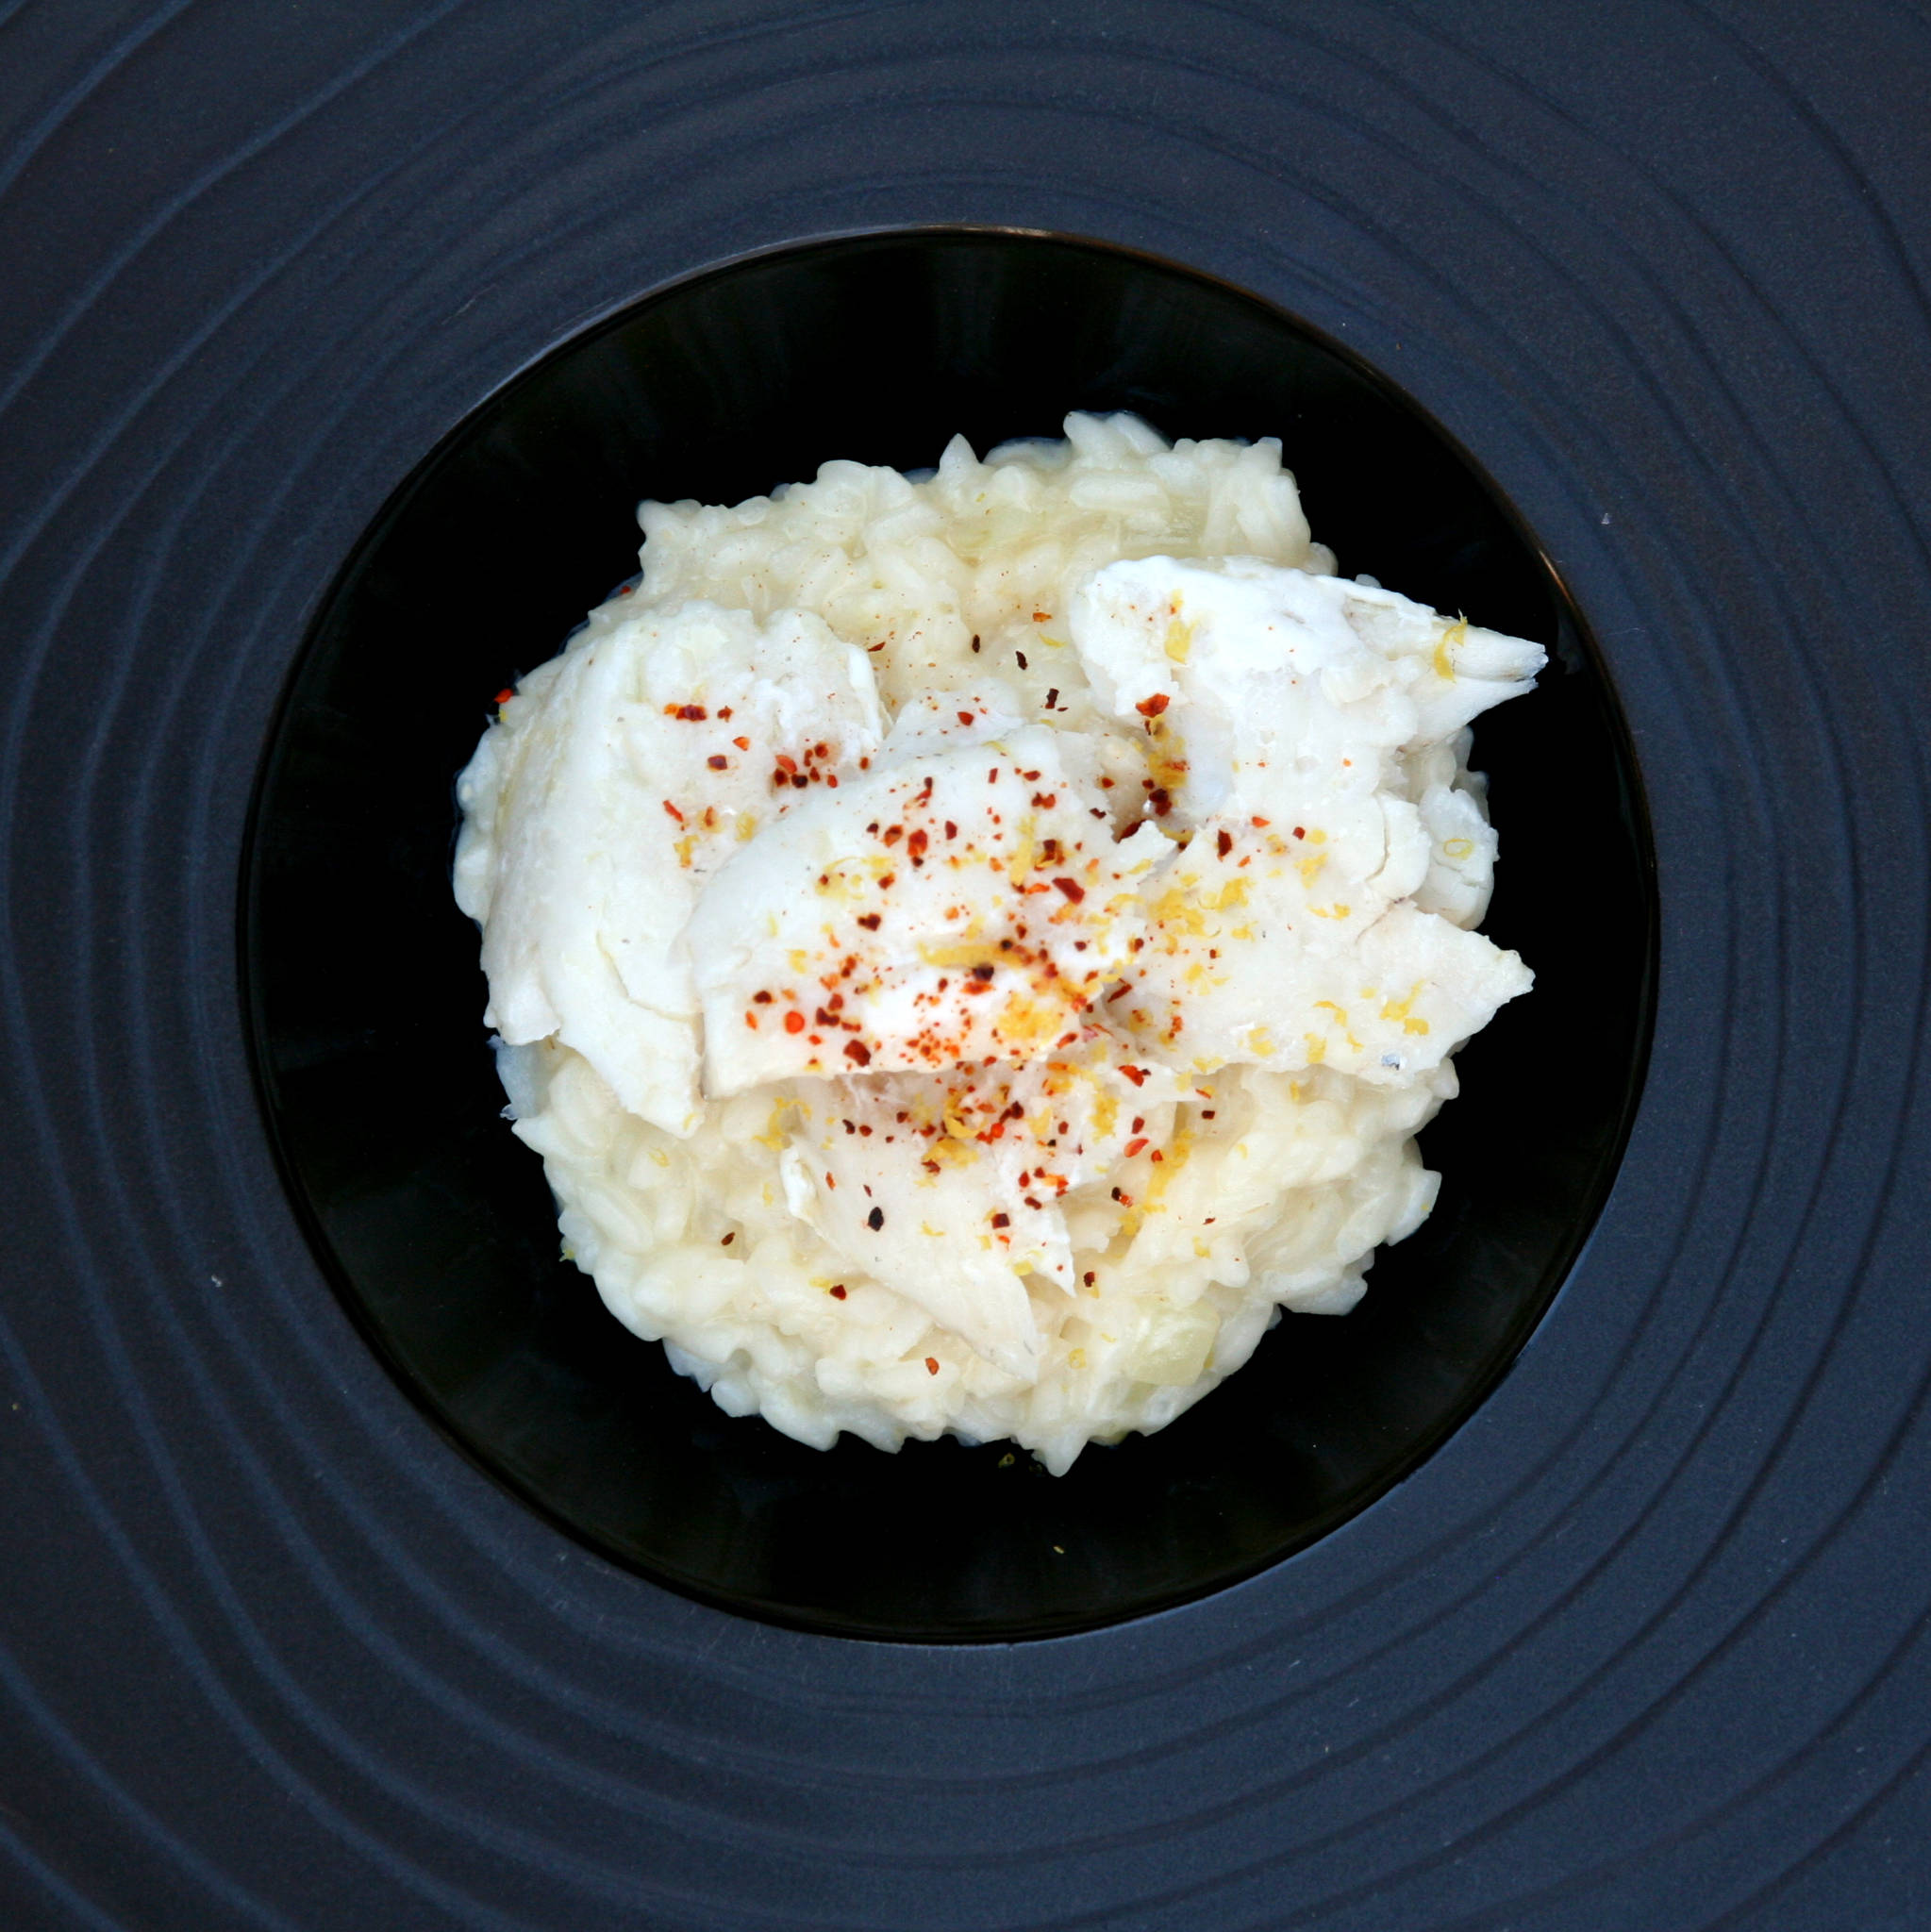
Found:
<box><xmin>244</xmin><ymin>229</ymin><xmax>1656</xmax><ymax>1641</ymax></box>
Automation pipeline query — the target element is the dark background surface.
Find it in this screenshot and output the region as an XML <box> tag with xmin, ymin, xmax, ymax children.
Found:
<box><xmin>2</xmin><ymin>1</ymin><xmax>1928</xmax><ymax>1925</ymax></box>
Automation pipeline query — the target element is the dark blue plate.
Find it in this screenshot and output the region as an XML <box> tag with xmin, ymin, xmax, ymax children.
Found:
<box><xmin>3</xmin><ymin>4</ymin><xmax>1926</xmax><ymax>1926</ymax></box>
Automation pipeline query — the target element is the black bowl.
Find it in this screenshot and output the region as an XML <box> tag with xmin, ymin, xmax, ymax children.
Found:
<box><xmin>243</xmin><ymin>228</ymin><xmax>1656</xmax><ymax>1642</ymax></box>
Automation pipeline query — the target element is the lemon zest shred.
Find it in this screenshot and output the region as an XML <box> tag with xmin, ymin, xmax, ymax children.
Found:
<box><xmin>921</xmin><ymin>939</ymin><xmax>999</xmax><ymax>969</ymax></box>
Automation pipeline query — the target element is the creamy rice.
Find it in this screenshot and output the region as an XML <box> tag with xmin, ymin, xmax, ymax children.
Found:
<box><xmin>454</xmin><ymin>412</ymin><xmax>1541</xmax><ymax>1473</ymax></box>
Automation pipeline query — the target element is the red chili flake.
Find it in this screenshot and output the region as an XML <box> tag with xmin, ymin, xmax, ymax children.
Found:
<box><xmin>717</xmin><ymin>706</ymin><xmax>733</xmax><ymax>720</ymax></box>
<box><xmin>824</xmin><ymin>1172</ymin><xmax>836</xmax><ymax>1189</ymax></box>
<box><xmin>943</xmin><ymin>820</ymin><xmax>958</xmax><ymax>840</ymax></box>
<box><xmin>744</xmin><ymin>1011</ymin><xmax>758</xmax><ymax>1029</ymax></box>
<box><xmin>1292</xmin><ymin>824</ymin><xmax>1305</xmax><ymax>839</ymax></box>
<box><xmin>1147</xmin><ymin>787</ymin><xmax>1173</xmax><ymax>818</ymax></box>
<box><xmin>924</xmin><ymin>1357</ymin><xmax>940</xmax><ymax>1375</ymax></box>
<box><xmin>1216</xmin><ymin>828</ymin><xmax>1234</xmax><ymax>858</ymax></box>
<box><xmin>1201</xmin><ymin>1108</ymin><xmax>1215</xmax><ymax>1119</ymax></box>
<box><xmin>957</xmin><ymin>710</ymin><xmax>975</xmax><ymax>726</ymax></box>
<box><xmin>830</xmin><ymin>1283</ymin><xmax>848</xmax><ymax>1299</ymax></box>
<box><xmin>1150</xmin><ymin>1150</ymin><xmax>1164</xmax><ymax>1163</ymax></box>
<box><xmin>826</xmin><ymin>774</ymin><xmax>839</xmax><ymax>788</ymax></box>
<box><xmin>907</xmin><ymin>829</ymin><xmax>928</xmax><ymax>860</ymax></box>
<box><xmin>882</xmin><ymin>825</ymin><xmax>903</xmax><ymax>846</ymax></box>
<box><xmin>843</xmin><ymin>1039</ymin><xmax>872</xmax><ymax>1067</ymax></box>
<box><xmin>857</xmin><ymin>913</ymin><xmax>881</xmax><ymax>931</ymax></box>
<box><xmin>1136</xmin><ymin>692</ymin><xmax>1171</xmax><ymax>718</ymax></box>
<box><xmin>1099</xmin><ymin>776</ymin><xmax>1115</xmax><ymax>791</ymax></box>
<box><xmin>1131</xmin><ymin>1116</ymin><xmax>1145</xmax><ymax>1134</ymax></box>
<box><xmin>784</xmin><ymin>1010</ymin><xmax>806</xmax><ymax>1035</ymax></box>
<box><xmin>1031</xmin><ymin>791</ymin><xmax>1057</xmax><ymax>808</ymax></box>
<box><xmin>494</xmin><ymin>687</ymin><xmax>515</xmax><ymax>706</ymax></box>
<box><xmin>774</xmin><ymin>754</ymin><xmax>798</xmax><ymax>774</ymax></box>
<box><xmin>791</xmin><ymin>773</ymin><xmax>807</xmax><ymax>789</ymax></box>
<box><xmin>987</xmin><ymin>768</ymin><xmax>999</xmax><ymax>784</ymax></box>
<box><xmin>675</xmin><ymin>704</ymin><xmax>707</xmax><ymax>721</ymax></box>
<box><xmin>732</xmin><ymin>735</ymin><xmax>750</xmax><ymax>750</ymax></box>
<box><xmin>1052</xmin><ymin>876</ymin><xmax>1085</xmax><ymax>903</ymax></box>
<box><xmin>1015</xmin><ymin>651</ymin><xmax>1028</xmax><ymax>670</ymax></box>
<box><xmin>1124</xmin><ymin>1138</ymin><xmax>1149</xmax><ymax>1158</ymax></box>
<box><xmin>991</xmin><ymin>1211</ymin><xmax>1010</xmax><ymax>1228</ymax></box>
<box><xmin>879</xmin><ymin>874</ymin><xmax>896</xmax><ymax>890</ymax></box>
<box><xmin>1045</xmin><ymin>688</ymin><xmax>1058</xmax><ymax>708</ymax></box>
<box><xmin>867</xmin><ymin>1206</ymin><xmax>885</xmax><ymax>1230</ymax></box>
<box><xmin>970</xmin><ymin>962</ymin><xmax>995</xmax><ymax>982</ymax></box>
<box><xmin>971</xmin><ymin>634</ymin><xmax>982</xmax><ymax>653</ymax></box>
<box><xmin>1083</xmin><ymin>1271</ymin><xmax>1096</xmax><ymax>1287</ymax></box>
<box><xmin>721</xmin><ymin>1232</ymin><xmax>735</xmax><ymax>1245</ymax></box>
<box><xmin>707</xmin><ymin>754</ymin><xmax>728</xmax><ymax>770</ymax></box>
<box><xmin>1120</xmin><ymin>1065</ymin><xmax>1147</xmax><ymax>1087</ymax></box>
<box><xmin>662</xmin><ymin>800</ymin><xmax>684</xmax><ymax>823</ymax></box>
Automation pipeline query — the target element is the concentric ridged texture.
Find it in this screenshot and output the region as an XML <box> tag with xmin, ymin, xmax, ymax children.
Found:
<box><xmin>2</xmin><ymin>2</ymin><xmax>1928</xmax><ymax>1925</ymax></box>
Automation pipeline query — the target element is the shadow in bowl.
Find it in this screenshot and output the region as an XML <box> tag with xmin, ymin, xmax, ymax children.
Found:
<box><xmin>243</xmin><ymin>227</ymin><xmax>1656</xmax><ymax>1641</ymax></box>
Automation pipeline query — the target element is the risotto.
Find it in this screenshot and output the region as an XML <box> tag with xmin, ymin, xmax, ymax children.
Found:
<box><xmin>453</xmin><ymin>412</ymin><xmax>1542</xmax><ymax>1473</ymax></box>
